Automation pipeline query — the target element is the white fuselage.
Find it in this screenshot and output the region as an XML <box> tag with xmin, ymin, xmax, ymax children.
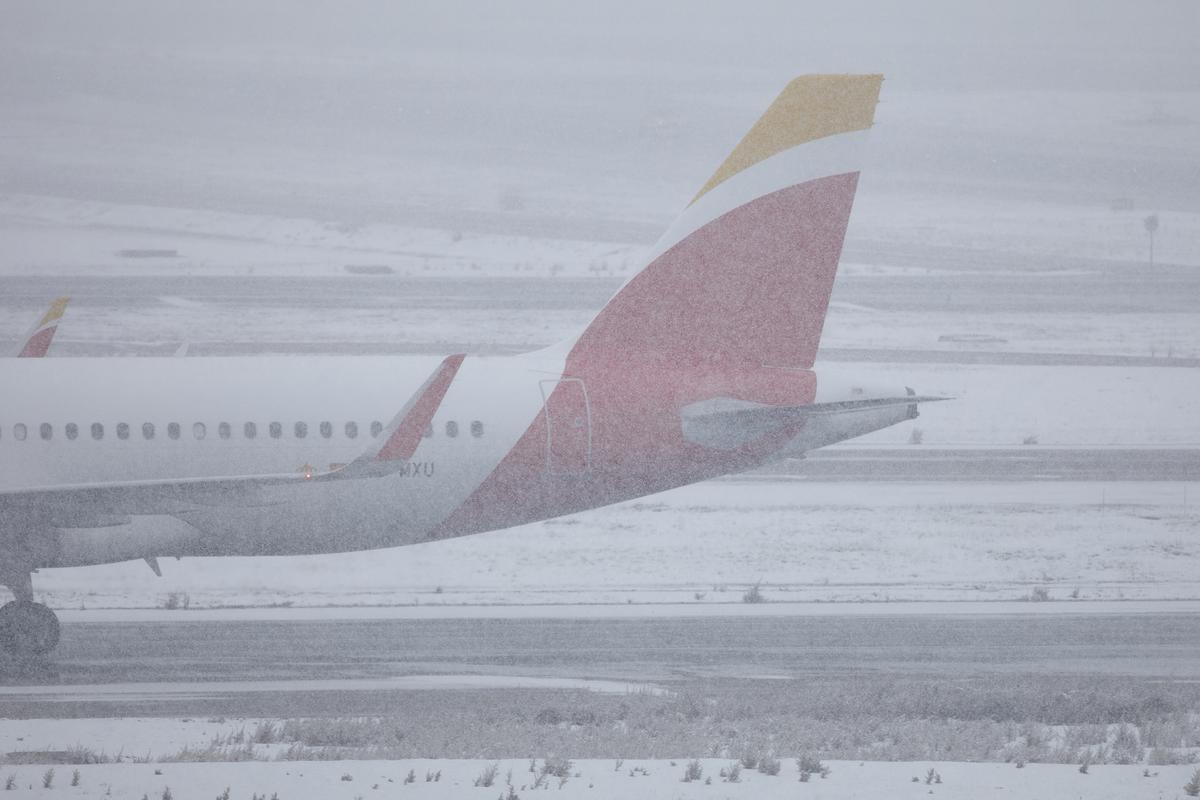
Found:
<box><xmin>0</xmin><ymin>352</ymin><xmax>915</xmax><ymax>569</ymax></box>
<box><xmin>1</xmin><ymin>353</ymin><xmax>559</xmax><ymax>561</ymax></box>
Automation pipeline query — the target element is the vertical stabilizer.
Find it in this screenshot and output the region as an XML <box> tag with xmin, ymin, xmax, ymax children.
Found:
<box><xmin>570</xmin><ymin>75</ymin><xmax>881</xmax><ymax>371</ymax></box>
<box><xmin>16</xmin><ymin>297</ymin><xmax>70</xmax><ymax>358</ymax></box>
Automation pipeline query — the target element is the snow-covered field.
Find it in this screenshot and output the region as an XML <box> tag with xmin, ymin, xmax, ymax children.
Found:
<box><xmin>0</xmin><ymin>755</ymin><xmax>1195</xmax><ymax>800</ymax></box>
<box><xmin>33</xmin><ymin>479</ymin><xmax>1199</xmax><ymax>611</ymax></box>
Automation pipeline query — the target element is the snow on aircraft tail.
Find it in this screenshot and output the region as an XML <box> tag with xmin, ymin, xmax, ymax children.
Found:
<box><xmin>569</xmin><ymin>74</ymin><xmax>881</xmax><ymax>370</ymax></box>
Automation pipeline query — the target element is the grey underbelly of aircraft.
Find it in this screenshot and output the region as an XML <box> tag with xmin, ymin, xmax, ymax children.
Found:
<box><xmin>46</xmin><ymin>471</ymin><xmax>450</xmax><ymax>565</ymax></box>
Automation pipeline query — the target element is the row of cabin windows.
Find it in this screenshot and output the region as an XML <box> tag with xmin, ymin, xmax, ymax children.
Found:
<box><xmin>0</xmin><ymin>419</ymin><xmax>485</xmax><ymax>442</ymax></box>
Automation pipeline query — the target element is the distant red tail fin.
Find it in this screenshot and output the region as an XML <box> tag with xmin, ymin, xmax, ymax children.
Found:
<box><xmin>16</xmin><ymin>297</ymin><xmax>69</xmax><ymax>358</ymax></box>
<box><xmin>570</xmin><ymin>75</ymin><xmax>881</xmax><ymax>370</ymax></box>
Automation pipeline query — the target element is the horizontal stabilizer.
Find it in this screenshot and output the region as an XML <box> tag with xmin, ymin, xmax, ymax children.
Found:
<box><xmin>681</xmin><ymin>395</ymin><xmax>948</xmax><ymax>451</ymax></box>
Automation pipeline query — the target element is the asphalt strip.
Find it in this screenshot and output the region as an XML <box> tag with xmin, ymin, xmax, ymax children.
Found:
<box><xmin>54</xmin><ymin>599</ymin><xmax>1200</xmax><ymax>623</ymax></box>
<box><xmin>0</xmin><ymin>675</ymin><xmax>665</xmax><ymax>701</ymax></box>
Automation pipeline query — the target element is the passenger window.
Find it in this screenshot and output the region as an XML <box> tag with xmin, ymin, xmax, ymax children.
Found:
<box><xmin>294</xmin><ymin>421</ymin><xmax>308</xmax><ymax>439</ymax></box>
<box><xmin>471</xmin><ymin>420</ymin><xmax>484</xmax><ymax>438</ymax></box>
<box><xmin>143</xmin><ymin>423</ymin><xmax>155</xmax><ymax>440</ymax></box>
<box><xmin>66</xmin><ymin>423</ymin><xmax>79</xmax><ymax>441</ymax></box>
<box><xmin>167</xmin><ymin>422</ymin><xmax>181</xmax><ymax>440</ymax></box>
<box><xmin>14</xmin><ymin>423</ymin><xmax>26</xmax><ymax>441</ymax></box>
<box><xmin>116</xmin><ymin>423</ymin><xmax>130</xmax><ymax>440</ymax></box>
<box><xmin>370</xmin><ymin>421</ymin><xmax>383</xmax><ymax>438</ymax></box>
<box><xmin>40</xmin><ymin>423</ymin><xmax>53</xmax><ymax>441</ymax></box>
<box><xmin>193</xmin><ymin>422</ymin><xmax>207</xmax><ymax>440</ymax></box>
<box><xmin>218</xmin><ymin>422</ymin><xmax>231</xmax><ymax>440</ymax></box>
<box><xmin>344</xmin><ymin>421</ymin><xmax>358</xmax><ymax>439</ymax></box>
<box><xmin>445</xmin><ymin>421</ymin><xmax>458</xmax><ymax>438</ymax></box>
<box><xmin>244</xmin><ymin>422</ymin><xmax>257</xmax><ymax>439</ymax></box>
<box><xmin>91</xmin><ymin>423</ymin><xmax>103</xmax><ymax>441</ymax></box>
<box><xmin>320</xmin><ymin>421</ymin><xmax>332</xmax><ymax>439</ymax></box>
<box><xmin>269</xmin><ymin>422</ymin><xmax>282</xmax><ymax>439</ymax></box>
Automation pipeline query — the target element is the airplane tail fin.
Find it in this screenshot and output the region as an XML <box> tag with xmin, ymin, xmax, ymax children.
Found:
<box><xmin>16</xmin><ymin>297</ymin><xmax>70</xmax><ymax>357</ymax></box>
<box><xmin>568</xmin><ymin>75</ymin><xmax>881</xmax><ymax>371</ymax></box>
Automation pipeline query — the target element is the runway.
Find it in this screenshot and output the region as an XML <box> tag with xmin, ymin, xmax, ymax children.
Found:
<box><xmin>4</xmin><ymin>607</ymin><xmax>1200</xmax><ymax>718</ymax></box>
<box><xmin>783</xmin><ymin>447</ymin><xmax>1200</xmax><ymax>481</ymax></box>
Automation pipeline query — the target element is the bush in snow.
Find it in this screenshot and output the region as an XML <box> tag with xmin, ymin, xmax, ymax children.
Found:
<box><xmin>1184</xmin><ymin>768</ymin><xmax>1200</xmax><ymax>797</ymax></box>
<box><xmin>742</xmin><ymin>583</ymin><xmax>765</xmax><ymax>604</ymax></box>
<box><xmin>758</xmin><ymin>754</ymin><xmax>782</xmax><ymax>775</ymax></box>
<box><xmin>474</xmin><ymin>763</ymin><xmax>499</xmax><ymax>788</ymax></box>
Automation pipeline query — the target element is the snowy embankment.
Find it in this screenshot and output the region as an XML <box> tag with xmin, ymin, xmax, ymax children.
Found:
<box><xmin>0</xmin><ymin>757</ymin><xmax>1196</xmax><ymax>800</ymax></box>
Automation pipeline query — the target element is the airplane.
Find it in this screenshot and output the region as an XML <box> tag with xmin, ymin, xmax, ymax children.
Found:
<box><xmin>13</xmin><ymin>297</ymin><xmax>70</xmax><ymax>358</ymax></box>
<box><xmin>0</xmin><ymin>74</ymin><xmax>941</xmax><ymax>656</ymax></box>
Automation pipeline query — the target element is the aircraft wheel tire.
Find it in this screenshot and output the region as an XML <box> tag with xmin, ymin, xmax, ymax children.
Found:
<box><xmin>0</xmin><ymin>600</ymin><xmax>60</xmax><ymax>656</ymax></box>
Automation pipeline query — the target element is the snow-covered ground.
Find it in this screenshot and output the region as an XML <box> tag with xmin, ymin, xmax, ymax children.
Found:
<box><xmin>33</xmin><ymin>479</ymin><xmax>1199</xmax><ymax>610</ymax></box>
<box><xmin>0</xmin><ymin>756</ymin><xmax>1193</xmax><ymax>800</ymax></box>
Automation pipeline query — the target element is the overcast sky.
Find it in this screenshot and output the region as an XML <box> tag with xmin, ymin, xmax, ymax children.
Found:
<box><xmin>2</xmin><ymin>1</ymin><xmax>1197</xmax><ymax>237</ymax></box>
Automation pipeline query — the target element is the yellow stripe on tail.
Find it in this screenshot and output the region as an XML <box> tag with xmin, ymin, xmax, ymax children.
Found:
<box><xmin>691</xmin><ymin>74</ymin><xmax>882</xmax><ymax>204</ymax></box>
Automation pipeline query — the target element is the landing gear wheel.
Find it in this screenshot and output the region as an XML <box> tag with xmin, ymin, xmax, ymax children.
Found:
<box><xmin>0</xmin><ymin>600</ymin><xmax>60</xmax><ymax>656</ymax></box>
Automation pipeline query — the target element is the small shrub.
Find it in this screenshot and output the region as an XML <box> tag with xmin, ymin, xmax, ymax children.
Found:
<box><xmin>742</xmin><ymin>583</ymin><xmax>765</xmax><ymax>604</ymax></box>
<box><xmin>798</xmin><ymin>754</ymin><xmax>824</xmax><ymax>775</ymax></box>
<box><xmin>1112</xmin><ymin>723</ymin><xmax>1141</xmax><ymax>764</ymax></box>
<box><xmin>908</xmin><ymin>427</ymin><xmax>924</xmax><ymax>445</ymax></box>
<box><xmin>252</xmin><ymin>721</ymin><xmax>278</xmax><ymax>744</ymax></box>
<box><xmin>162</xmin><ymin>788</ymin><xmax>173</xmax><ymax>800</ymax></box>
<box><xmin>758</xmin><ymin>755</ymin><xmax>781</xmax><ymax>775</ymax></box>
<box><xmin>71</xmin><ymin>770</ymin><xmax>81</xmax><ymax>787</ymax></box>
<box><xmin>1022</xmin><ymin>434</ymin><xmax>1039</xmax><ymax>445</ymax></box>
<box><xmin>1185</xmin><ymin>768</ymin><xmax>1200</xmax><ymax>797</ymax></box>
<box><xmin>501</xmin><ymin>786</ymin><xmax>520</xmax><ymax>800</ymax></box>
<box><xmin>541</xmin><ymin>757</ymin><xmax>572</xmax><ymax>779</ymax></box>
<box><xmin>534</xmin><ymin>708</ymin><xmax>563</xmax><ymax>725</ymax></box>
<box><xmin>42</xmin><ymin>770</ymin><xmax>54</xmax><ymax>789</ymax></box>
<box><xmin>475</xmin><ymin>763</ymin><xmax>499</xmax><ymax>788</ymax></box>
<box><xmin>739</xmin><ymin>751</ymin><xmax>758</xmax><ymax>769</ymax></box>
<box><xmin>340</xmin><ymin>774</ymin><xmax>353</xmax><ymax>782</ymax></box>
<box><xmin>216</xmin><ymin>789</ymin><xmax>231</xmax><ymax>800</ymax></box>
<box><xmin>67</xmin><ymin>746</ymin><xmax>107</xmax><ymax>765</ymax></box>
<box><xmin>800</xmin><ymin>770</ymin><xmax>811</xmax><ymax>782</ymax></box>
<box><xmin>4</xmin><ymin>774</ymin><xmax>15</xmax><ymax>791</ymax></box>
<box><xmin>925</xmin><ymin>768</ymin><xmax>941</xmax><ymax>785</ymax></box>
<box><xmin>1079</xmin><ymin>755</ymin><xmax>1091</xmax><ymax>774</ymax></box>
<box><xmin>724</xmin><ymin>762</ymin><xmax>741</xmax><ymax>783</ymax></box>
<box><xmin>1026</xmin><ymin>586</ymin><xmax>1051</xmax><ymax>602</ymax></box>
<box><xmin>681</xmin><ymin>760</ymin><xmax>703</xmax><ymax>782</ymax></box>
